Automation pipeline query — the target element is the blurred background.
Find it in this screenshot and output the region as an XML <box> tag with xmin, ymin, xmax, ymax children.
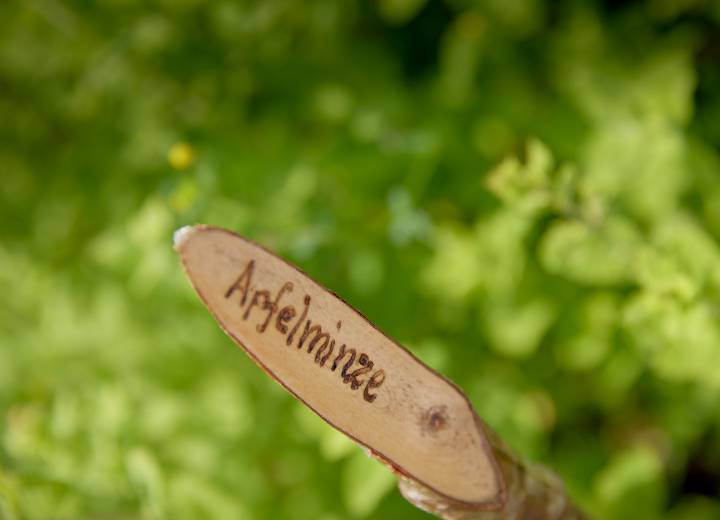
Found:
<box><xmin>2</xmin><ymin>0</ymin><xmax>720</xmax><ymax>518</ymax></box>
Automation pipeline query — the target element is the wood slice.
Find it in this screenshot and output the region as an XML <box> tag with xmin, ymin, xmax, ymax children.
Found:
<box><xmin>175</xmin><ymin>225</ymin><xmax>505</xmax><ymax>510</ymax></box>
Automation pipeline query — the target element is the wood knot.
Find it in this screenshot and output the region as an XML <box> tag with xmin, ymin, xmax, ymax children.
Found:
<box><xmin>421</xmin><ymin>405</ymin><xmax>449</xmax><ymax>436</ymax></box>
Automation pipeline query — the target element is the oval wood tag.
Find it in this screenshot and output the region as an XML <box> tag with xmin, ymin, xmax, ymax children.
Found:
<box><xmin>175</xmin><ymin>225</ymin><xmax>504</xmax><ymax>509</ymax></box>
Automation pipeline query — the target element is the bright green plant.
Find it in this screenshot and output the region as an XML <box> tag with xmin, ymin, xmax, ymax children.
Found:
<box><xmin>1</xmin><ymin>1</ymin><xmax>720</xmax><ymax>519</ymax></box>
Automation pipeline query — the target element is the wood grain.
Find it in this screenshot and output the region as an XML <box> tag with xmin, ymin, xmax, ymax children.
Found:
<box><xmin>174</xmin><ymin>224</ymin><xmax>505</xmax><ymax>510</ymax></box>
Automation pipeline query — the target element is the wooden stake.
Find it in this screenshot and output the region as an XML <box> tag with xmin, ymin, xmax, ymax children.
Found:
<box><xmin>174</xmin><ymin>225</ymin><xmax>586</xmax><ymax>520</ymax></box>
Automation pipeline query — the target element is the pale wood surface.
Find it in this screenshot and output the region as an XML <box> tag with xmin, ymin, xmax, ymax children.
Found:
<box><xmin>175</xmin><ymin>225</ymin><xmax>503</xmax><ymax>509</ymax></box>
<box><xmin>175</xmin><ymin>224</ymin><xmax>586</xmax><ymax>519</ymax></box>
<box><xmin>398</xmin><ymin>428</ymin><xmax>588</xmax><ymax>519</ymax></box>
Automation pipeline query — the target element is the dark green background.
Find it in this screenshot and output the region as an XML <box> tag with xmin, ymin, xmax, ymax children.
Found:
<box><xmin>2</xmin><ymin>0</ymin><xmax>720</xmax><ymax>518</ymax></box>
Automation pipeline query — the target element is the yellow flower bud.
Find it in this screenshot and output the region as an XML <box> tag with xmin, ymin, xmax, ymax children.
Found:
<box><xmin>167</xmin><ymin>142</ymin><xmax>196</xmax><ymax>170</ymax></box>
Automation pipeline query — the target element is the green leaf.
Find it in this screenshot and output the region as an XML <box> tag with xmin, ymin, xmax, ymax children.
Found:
<box><xmin>341</xmin><ymin>452</ymin><xmax>395</xmax><ymax>518</ymax></box>
<box><xmin>540</xmin><ymin>216</ymin><xmax>641</xmax><ymax>285</ymax></box>
<box><xmin>484</xmin><ymin>297</ymin><xmax>555</xmax><ymax>358</ymax></box>
<box><xmin>594</xmin><ymin>447</ymin><xmax>664</xmax><ymax>520</ymax></box>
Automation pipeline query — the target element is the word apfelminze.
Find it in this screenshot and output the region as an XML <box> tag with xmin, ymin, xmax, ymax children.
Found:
<box><xmin>224</xmin><ymin>260</ymin><xmax>386</xmax><ymax>403</ymax></box>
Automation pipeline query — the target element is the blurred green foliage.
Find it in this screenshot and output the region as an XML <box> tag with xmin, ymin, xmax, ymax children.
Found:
<box><xmin>2</xmin><ymin>0</ymin><xmax>720</xmax><ymax>518</ymax></box>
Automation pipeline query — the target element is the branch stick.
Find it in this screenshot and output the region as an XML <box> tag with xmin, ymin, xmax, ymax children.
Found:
<box><xmin>398</xmin><ymin>427</ymin><xmax>587</xmax><ymax>519</ymax></box>
<box><xmin>174</xmin><ymin>225</ymin><xmax>587</xmax><ymax>520</ymax></box>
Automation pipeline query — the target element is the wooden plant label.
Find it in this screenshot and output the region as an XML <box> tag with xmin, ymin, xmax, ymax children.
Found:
<box><xmin>175</xmin><ymin>225</ymin><xmax>504</xmax><ymax>509</ymax></box>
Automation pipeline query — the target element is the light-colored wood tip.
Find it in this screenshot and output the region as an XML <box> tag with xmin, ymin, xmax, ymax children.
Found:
<box><xmin>173</xmin><ymin>225</ymin><xmax>201</xmax><ymax>252</ymax></box>
<box><xmin>175</xmin><ymin>225</ymin><xmax>505</xmax><ymax>510</ymax></box>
